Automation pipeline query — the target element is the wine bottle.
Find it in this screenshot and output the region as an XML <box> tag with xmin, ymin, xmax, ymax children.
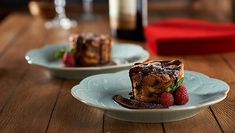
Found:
<box><xmin>109</xmin><ymin>0</ymin><xmax>147</xmax><ymax>41</ymax></box>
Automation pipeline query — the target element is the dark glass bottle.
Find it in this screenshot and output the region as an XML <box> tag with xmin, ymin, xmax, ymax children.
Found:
<box><xmin>109</xmin><ymin>0</ymin><xmax>147</xmax><ymax>41</ymax></box>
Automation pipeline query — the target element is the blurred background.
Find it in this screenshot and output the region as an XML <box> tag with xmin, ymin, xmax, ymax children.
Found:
<box><xmin>0</xmin><ymin>0</ymin><xmax>234</xmax><ymax>23</ymax></box>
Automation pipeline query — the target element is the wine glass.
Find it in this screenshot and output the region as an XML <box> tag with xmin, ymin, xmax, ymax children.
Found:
<box><xmin>45</xmin><ymin>0</ymin><xmax>77</xmax><ymax>29</ymax></box>
<box><xmin>78</xmin><ymin>0</ymin><xmax>100</xmax><ymax>21</ymax></box>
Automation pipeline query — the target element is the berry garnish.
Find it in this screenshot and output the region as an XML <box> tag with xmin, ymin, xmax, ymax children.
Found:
<box><xmin>174</xmin><ymin>85</ymin><xmax>189</xmax><ymax>105</ymax></box>
<box><xmin>160</xmin><ymin>92</ymin><xmax>174</xmax><ymax>108</ymax></box>
<box><xmin>62</xmin><ymin>52</ymin><xmax>76</xmax><ymax>67</ymax></box>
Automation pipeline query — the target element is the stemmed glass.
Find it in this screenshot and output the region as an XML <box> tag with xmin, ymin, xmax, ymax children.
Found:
<box><xmin>45</xmin><ymin>0</ymin><xmax>77</xmax><ymax>29</ymax></box>
<box><xmin>78</xmin><ymin>0</ymin><xmax>100</xmax><ymax>21</ymax></box>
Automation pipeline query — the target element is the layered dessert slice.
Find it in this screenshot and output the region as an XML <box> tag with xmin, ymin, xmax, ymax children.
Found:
<box><xmin>129</xmin><ymin>60</ymin><xmax>184</xmax><ymax>103</ymax></box>
<box><xmin>69</xmin><ymin>33</ymin><xmax>112</xmax><ymax>66</ymax></box>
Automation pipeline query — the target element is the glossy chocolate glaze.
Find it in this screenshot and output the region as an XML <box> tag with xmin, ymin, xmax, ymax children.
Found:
<box><xmin>113</xmin><ymin>95</ymin><xmax>164</xmax><ymax>109</ymax></box>
<box><xmin>99</xmin><ymin>40</ymin><xmax>103</xmax><ymax>64</ymax></box>
<box><xmin>129</xmin><ymin>60</ymin><xmax>182</xmax><ymax>79</ymax></box>
<box><xmin>75</xmin><ymin>35</ymin><xmax>84</xmax><ymax>65</ymax></box>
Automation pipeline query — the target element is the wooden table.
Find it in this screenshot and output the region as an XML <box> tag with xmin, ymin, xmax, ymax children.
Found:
<box><xmin>0</xmin><ymin>13</ymin><xmax>235</xmax><ymax>133</ymax></box>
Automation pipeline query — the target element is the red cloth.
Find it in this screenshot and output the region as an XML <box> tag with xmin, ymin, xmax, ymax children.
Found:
<box><xmin>144</xmin><ymin>19</ymin><xmax>235</xmax><ymax>55</ymax></box>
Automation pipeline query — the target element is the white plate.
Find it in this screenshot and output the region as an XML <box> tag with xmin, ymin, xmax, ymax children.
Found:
<box><xmin>71</xmin><ymin>70</ymin><xmax>229</xmax><ymax>123</ymax></box>
<box><xmin>25</xmin><ymin>44</ymin><xmax>149</xmax><ymax>79</ymax></box>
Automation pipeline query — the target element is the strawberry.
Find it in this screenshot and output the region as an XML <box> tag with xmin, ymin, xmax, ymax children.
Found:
<box><xmin>160</xmin><ymin>92</ymin><xmax>174</xmax><ymax>108</ymax></box>
<box><xmin>174</xmin><ymin>85</ymin><xmax>189</xmax><ymax>105</ymax></box>
<box><xmin>62</xmin><ymin>52</ymin><xmax>76</xmax><ymax>67</ymax></box>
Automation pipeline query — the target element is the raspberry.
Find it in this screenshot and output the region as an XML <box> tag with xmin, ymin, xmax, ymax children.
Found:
<box><xmin>62</xmin><ymin>52</ymin><xmax>76</xmax><ymax>67</ymax></box>
<box><xmin>160</xmin><ymin>92</ymin><xmax>174</xmax><ymax>108</ymax></box>
<box><xmin>174</xmin><ymin>85</ymin><xmax>189</xmax><ymax>105</ymax></box>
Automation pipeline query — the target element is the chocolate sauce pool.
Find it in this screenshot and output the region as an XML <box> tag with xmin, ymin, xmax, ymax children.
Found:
<box><xmin>113</xmin><ymin>95</ymin><xmax>164</xmax><ymax>109</ymax></box>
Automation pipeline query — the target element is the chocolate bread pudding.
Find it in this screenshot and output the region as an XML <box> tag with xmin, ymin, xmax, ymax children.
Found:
<box><xmin>129</xmin><ymin>60</ymin><xmax>184</xmax><ymax>103</ymax></box>
<box><xmin>69</xmin><ymin>33</ymin><xmax>111</xmax><ymax>66</ymax></box>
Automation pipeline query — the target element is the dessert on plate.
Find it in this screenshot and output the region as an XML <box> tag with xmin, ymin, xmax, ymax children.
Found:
<box><xmin>56</xmin><ymin>33</ymin><xmax>112</xmax><ymax>67</ymax></box>
<box><xmin>113</xmin><ymin>60</ymin><xmax>189</xmax><ymax>108</ymax></box>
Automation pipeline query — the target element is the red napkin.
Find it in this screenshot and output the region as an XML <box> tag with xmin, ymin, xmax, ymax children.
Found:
<box><xmin>145</xmin><ymin>19</ymin><xmax>235</xmax><ymax>55</ymax></box>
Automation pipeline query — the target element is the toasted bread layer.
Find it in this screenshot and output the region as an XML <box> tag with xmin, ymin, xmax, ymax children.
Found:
<box><xmin>129</xmin><ymin>60</ymin><xmax>184</xmax><ymax>103</ymax></box>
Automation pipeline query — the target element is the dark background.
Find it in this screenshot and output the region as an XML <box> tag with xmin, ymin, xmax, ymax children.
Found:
<box><xmin>3</xmin><ymin>0</ymin><xmax>232</xmax><ymax>24</ymax></box>
<box><xmin>0</xmin><ymin>0</ymin><xmax>190</xmax><ymax>20</ymax></box>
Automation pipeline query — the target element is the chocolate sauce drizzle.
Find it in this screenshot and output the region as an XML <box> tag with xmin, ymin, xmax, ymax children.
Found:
<box><xmin>113</xmin><ymin>95</ymin><xmax>164</xmax><ymax>109</ymax></box>
<box><xmin>129</xmin><ymin>60</ymin><xmax>182</xmax><ymax>79</ymax></box>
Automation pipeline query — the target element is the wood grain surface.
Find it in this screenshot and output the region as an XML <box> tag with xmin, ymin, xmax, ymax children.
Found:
<box><xmin>0</xmin><ymin>13</ymin><xmax>234</xmax><ymax>133</ymax></box>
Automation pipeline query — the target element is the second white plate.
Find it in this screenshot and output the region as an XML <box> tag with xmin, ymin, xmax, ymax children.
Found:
<box><xmin>25</xmin><ymin>43</ymin><xmax>149</xmax><ymax>79</ymax></box>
